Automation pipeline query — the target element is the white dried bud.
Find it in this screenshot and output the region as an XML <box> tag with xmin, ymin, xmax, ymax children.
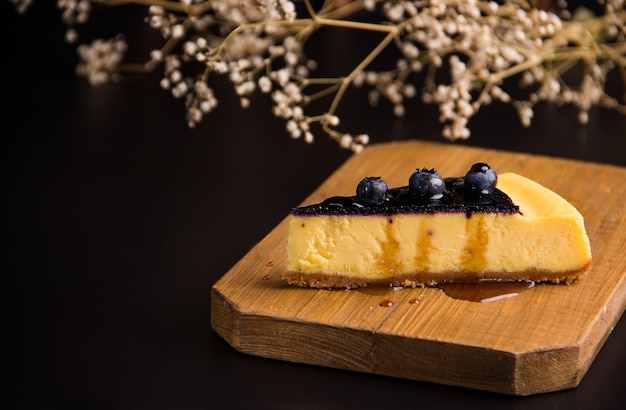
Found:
<box><xmin>183</xmin><ymin>41</ymin><xmax>197</xmax><ymax>55</ymax></box>
<box><xmin>258</xmin><ymin>76</ymin><xmax>272</xmax><ymax>93</ymax></box>
<box><xmin>188</xmin><ymin>107</ymin><xmax>202</xmax><ymax>123</ymax></box>
<box><xmin>196</xmin><ymin>37</ymin><xmax>207</xmax><ymax>48</ymax></box>
<box><xmin>292</xmin><ymin>106</ymin><xmax>304</xmax><ymax>120</ymax></box>
<box><xmin>149</xmin><ymin>5</ymin><xmax>164</xmax><ymax>15</ymax></box>
<box><xmin>339</xmin><ymin>134</ymin><xmax>353</xmax><ymax>149</ymax></box>
<box><xmin>286</xmin><ymin>120</ymin><xmax>301</xmax><ymax>138</ymax></box>
<box><xmin>229</xmin><ymin>71</ymin><xmax>243</xmax><ymax>83</ymax></box>
<box><xmin>275</xmin><ymin>69</ymin><xmax>291</xmax><ymax>86</ymax></box>
<box><xmin>363</xmin><ymin>0</ymin><xmax>376</xmax><ymax>10</ymax></box>
<box><xmin>355</xmin><ymin>134</ymin><xmax>369</xmax><ymax>145</ymax></box>
<box><xmin>283</xmin><ymin>36</ymin><xmax>298</xmax><ymax>51</ymax></box>
<box><xmin>353</xmin><ymin>72</ymin><xmax>366</xmax><ymax>87</ymax></box>
<box><xmin>304</xmin><ymin>132</ymin><xmax>314</xmax><ymax>144</ymax></box>
<box><xmin>516</xmin><ymin>103</ymin><xmax>534</xmax><ymax>127</ymax></box>
<box><xmin>401</xmin><ymin>43</ymin><xmax>419</xmax><ymax>59</ymax></box>
<box><xmin>170</xmin><ymin>70</ymin><xmax>183</xmax><ymax>83</ymax></box>
<box><xmin>150</xmin><ymin>49</ymin><xmax>163</xmax><ymax>62</ymax></box>
<box><xmin>393</xmin><ymin>104</ymin><xmax>405</xmax><ymax>117</ymax></box>
<box><xmin>200</xmin><ymin>99</ymin><xmax>217</xmax><ymax>113</ymax></box>
<box><xmin>285</xmin><ymin>51</ymin><xmax>298</xmax><ymax>66</ymax></box>
<box><xmin>402</xmin><ymin>84</ymin><xmax>416</xmax><ymax>98</ymax></box>
<box><xmin>172</xmin><ymin>81</ymin><xmax>189</xmax><ymax>98</ymax></box>
<box><xmin>326</xmin><ymin>114</ymin><xmax>340</xmax><ymax>126</ymax></box>
<box><xmin>65</xmin><ymin>29</ymin><xmax>78</xmax><ymax>43</ymax></box>
<box><xmin>212</xmin><ymin>61</ymin><xmax>228</xmax><ymax>74</ymax></box>
<box><xmin>366</xmin><ymin>71</ymin><xmax>378</xmax><ymax>85</ymax></box>
<box><xmin>236</xmin><ymin>81</ymin><xmax>256</xmax><ymax>96</ymax></box>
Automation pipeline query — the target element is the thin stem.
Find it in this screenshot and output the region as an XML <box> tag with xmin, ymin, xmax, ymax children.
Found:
<box><xmin>304</xmin><ymin>0</ymin><xmax>318</xmax><ymax>18</ymax></box>
<box><xmin>215</xmin><ymin>18</ymin><xmax>313</xmax><ymax>58</ymax></box>
<box><xmin>315</xmin><ymin>17</ymin><xmax>396</xmax><ymax>34</ymax></box>
<box><xmin>117</xmin><ymin>62</ymin><xmax>149</xmax><ymax>73</ymax></box>
<box><xmin>303</xmin><ymin>78</ymin><xmax>345</xmax><ymax>85</ymax></box>
<box><xmin>306</xmin><ymin>83</ymin><xmax>343</xmax><ymax>103</ymax></box>
<box><xmin>323</xmin><ymin>0</ymin><xmax>374</xmax><ymax>20</ymax></box>
<box><xmin>325</xmin><ymin>28</ymin><xmax>397</xmax><ymax>124</ymax></box>
<box><xmin>144</xmin><ymin>32</ymin><xmax>182</xmax><ymax>71</ymax></box>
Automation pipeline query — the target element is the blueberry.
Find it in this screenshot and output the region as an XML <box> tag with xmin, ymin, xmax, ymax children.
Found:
<box><xmin>409</xmin><ymin>168</ymin><xmax>445</xmax><ymax>200</ymax></box>
<box><xmin>464</xmin><ymin>163</ymin><xmax>497</xmax><ymax>196</ymax></box>
<box><xmin>356</xmin><ymin>176</ymin><xmax>388</xmax><ymax>205</ymax></box>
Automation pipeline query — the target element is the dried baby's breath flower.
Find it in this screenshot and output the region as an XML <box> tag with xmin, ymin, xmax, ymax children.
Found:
<box><xmin>75</xmin><ymin>35</ymin><xmax>127</xmax><ymax>85</ymax></box>
<box><xmin>12</xmin><ymin>0</ymin><xmax>626</xmax><ymax>151</ymax></box>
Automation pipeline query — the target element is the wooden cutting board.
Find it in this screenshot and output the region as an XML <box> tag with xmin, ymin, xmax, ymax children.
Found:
<box><xmin>211</xmin><ymin>140</ymin><xmax>626</xmax><ymax>396</ymax></box>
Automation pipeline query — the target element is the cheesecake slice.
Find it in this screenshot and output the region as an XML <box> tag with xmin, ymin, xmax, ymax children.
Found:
<box><xmin>284</xmin><ymin>165</ymin><xmax>592</xmax><ymax>288</ymax></box>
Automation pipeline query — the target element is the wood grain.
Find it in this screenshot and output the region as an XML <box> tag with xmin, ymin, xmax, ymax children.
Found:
<box><xmin>211</xmin><ymin>140</ymin><xmax>626</xmax><ymax>395</ymax></box>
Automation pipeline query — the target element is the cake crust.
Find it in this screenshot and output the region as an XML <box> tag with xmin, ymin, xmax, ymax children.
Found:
<box><xmin>283</xmin><ymin>263</ymin><xmax>591</xmax><ymax>289</ymax></box>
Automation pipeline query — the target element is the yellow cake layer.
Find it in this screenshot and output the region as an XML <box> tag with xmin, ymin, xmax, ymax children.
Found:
<box><xmin>285</xmin><ymin>173</ymin><xmax>591</xmax><ymax>287</ymax></box>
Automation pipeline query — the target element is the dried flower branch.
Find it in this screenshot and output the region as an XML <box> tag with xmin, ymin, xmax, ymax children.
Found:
<box><xmin>11</xmin><ymin>0</ymin><xmax>626</xmax><ymax>151</ymax></box>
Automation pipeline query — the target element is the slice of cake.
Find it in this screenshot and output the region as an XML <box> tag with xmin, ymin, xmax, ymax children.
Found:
<box><xmin>284</xmin><ymin>164</ymin><xmax>592</xmax><ymax>288</ymax></box>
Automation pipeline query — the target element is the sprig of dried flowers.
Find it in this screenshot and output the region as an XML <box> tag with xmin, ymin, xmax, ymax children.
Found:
<box><xmin>11</xmin><ymin>0</ymin><xmax>626</xmax><ymax>151</ymax></box>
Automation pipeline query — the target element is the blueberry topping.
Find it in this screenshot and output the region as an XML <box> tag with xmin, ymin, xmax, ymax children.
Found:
<box><xmin>464</xmin><ymin>163</ymin><xmax>497</xmax><ymax>196</ymax></box>
<box><xmin>292</xmin><ymin>163</ymin><xmax>519</xmax><ymax>216</ymax></box>
<box><xmin>408</xmin><ymin>168</ymin><xmax>445</xmax><ymax>200</ymax></box>
<box><xmin>356</xmin><ymin>176</ymin><xmax>388</xmax><ymax>206</ymax></box>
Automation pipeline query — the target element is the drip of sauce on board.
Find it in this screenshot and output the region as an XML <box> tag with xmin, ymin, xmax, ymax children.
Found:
<box><xmin>439</xmin><ymin>281</ymin><xmax>536</xmax><ymax>302</ymax></box>
<box><xmin>357</xmin><ymin>281</ymin><xmax>536</xmax><ymax>304</ymax></box>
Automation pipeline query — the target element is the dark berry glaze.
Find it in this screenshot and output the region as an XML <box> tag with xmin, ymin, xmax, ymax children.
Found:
<box><xmin>291</xmin><ymin>177</ymin><xmax>520</xmax><ymax>217</ymax></box>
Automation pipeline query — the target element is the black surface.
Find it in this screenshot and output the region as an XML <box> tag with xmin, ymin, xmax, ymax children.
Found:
<box><xmin>3</xmin><ymin>3</ymin><xmax>626</xmax><ymax>409</ymax></box>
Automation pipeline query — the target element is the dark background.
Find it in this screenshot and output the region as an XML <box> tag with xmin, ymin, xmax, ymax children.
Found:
<box><xmin>3</xmin><ymin>2</ymin><xmax>626</xmax><ymax>409</ymax></box>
